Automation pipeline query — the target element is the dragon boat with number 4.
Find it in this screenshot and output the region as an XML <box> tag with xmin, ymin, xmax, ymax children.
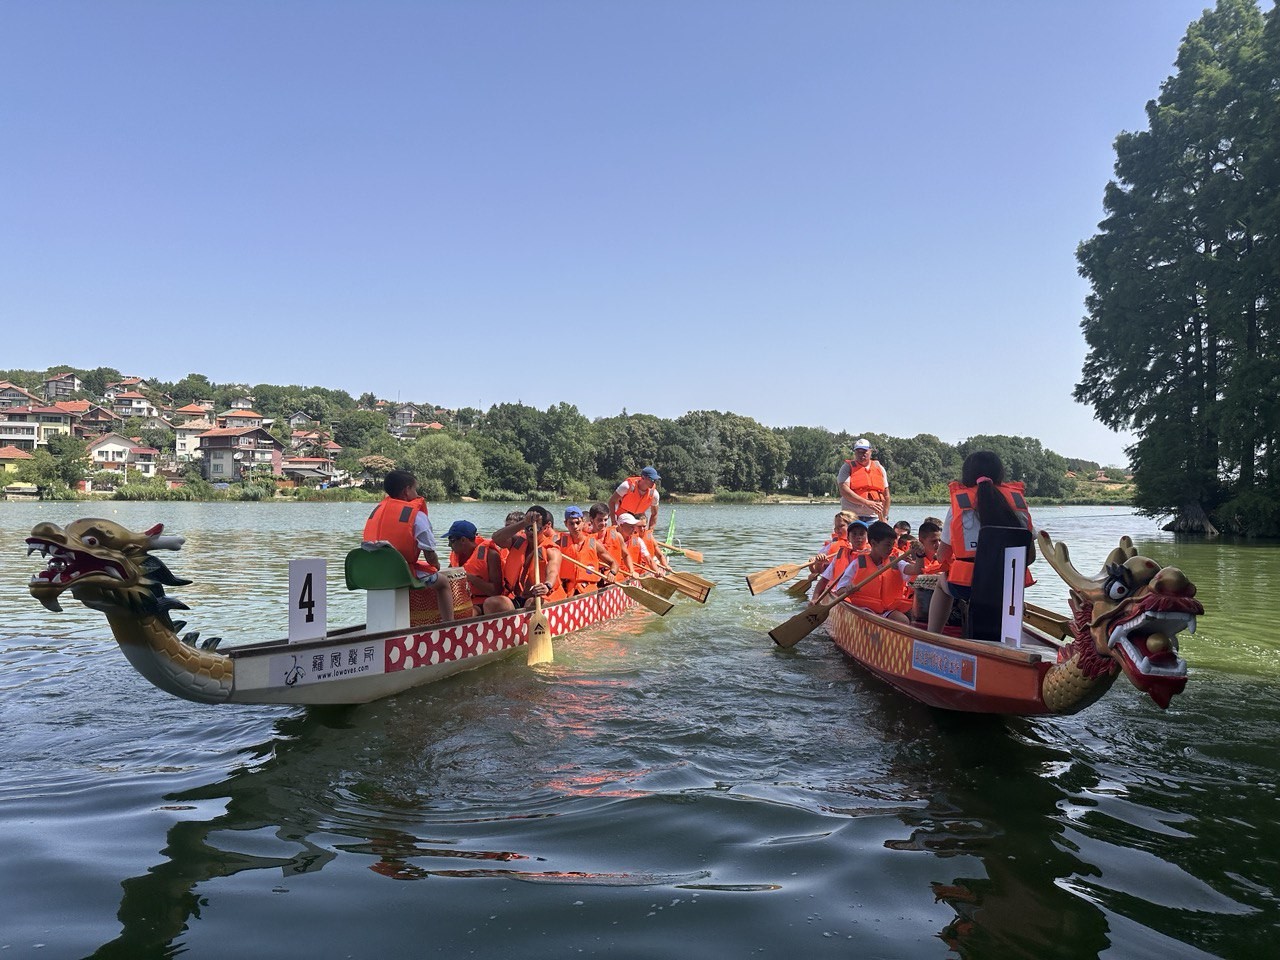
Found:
<box><xmin>24</xmin><ymin>517</ymin><xmax>675</xmax><ymax>707</ymax></box>
<box><xmin>776</xmin><ymin>529</ymin><xmax>1202</xmax><ymax>715</ymax></box>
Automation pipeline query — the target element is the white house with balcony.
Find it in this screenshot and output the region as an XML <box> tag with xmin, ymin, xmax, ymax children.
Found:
<box><xmin>86</xmin><ymin>433</ymin><xmax>159</xmax><ymax>478</ymax></box>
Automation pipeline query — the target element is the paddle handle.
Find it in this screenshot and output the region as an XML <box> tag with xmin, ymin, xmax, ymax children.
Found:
<box><xmin>530</xmin><ymin>520</ymin><xmax>543</xmax><ymax>615</ymax></box>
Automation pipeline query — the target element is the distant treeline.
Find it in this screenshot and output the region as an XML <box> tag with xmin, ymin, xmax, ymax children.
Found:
<box><xmin>3</xmin><ymin>366</ymin><xmax>1118</xmax><ymax>503</ymax></box>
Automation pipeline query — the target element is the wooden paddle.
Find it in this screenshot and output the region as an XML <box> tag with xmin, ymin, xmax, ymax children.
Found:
<box><xmin>745</xmin><ymin>556</ymin><xmax>822</xmax><ymax>595</ymax></box>
<box><xmin>559</xmin><ymin>555</ymin><xmax>675</xmax><ymax>616</ymax></box>
<box><xmin>785</xmin><ymin>568</ymin><xmax>822</xmax><ymax>597</ymax></box>
<box><xmin>640</xmin><ymin>563</ymin><xmax>707</xmax><ymax>602</ymax></box>
<box><xmin>639</xmin><ymin>576</ymin><xmax>679</xmax><ymax>600</ymax></box>
<box><xmin>769</xmin><ymin>562</ymin><xmax>894</xmax><ymax>648</ymax></box>
<box><xmin>666</xmin><ymin>570</ymin><xmax>713</xmax><ymax>602</ymax></box>
<box><xmin>525</xmin><ymin>521</ymin><xmax>553</xmax><ymax>665</ymax></box>
<box><xmin>657</xmin><ymin>540</ymin><xmax>704</xmax><ymax>563</ymax></box>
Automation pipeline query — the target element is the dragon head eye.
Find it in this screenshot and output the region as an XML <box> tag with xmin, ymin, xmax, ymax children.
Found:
<box><xmin>82</xmin><ymin>535</ymin><xmax>100</xmax><ymax>547</ymax></box>
<box><xmin>1103</xmin><ymin>562</ymin><xmax>1133</xmax><ymax>602</ymax></box>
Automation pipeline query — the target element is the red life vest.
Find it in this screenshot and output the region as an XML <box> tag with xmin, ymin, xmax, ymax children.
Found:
<box><xmin>946</xmin><ymin>480</ymin><xmax>1034</xmax><ymax>588</ymax></box>
<box><xmin>363</xmin><ymin>496</ymin><xmax>436</xmax><ymax>574</ymax></box>
<box><xmin>844</xmin><ymin>459</ymin><xmax>888</xmax><ymax>502</ymax></box>
<box><xmin>616</xmin><ymin>476</ymin><xmax>656</xmax><ymax>518</ymax></box>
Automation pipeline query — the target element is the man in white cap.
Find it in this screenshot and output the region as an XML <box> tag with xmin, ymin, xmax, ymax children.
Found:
<box><xmin>837</xmin><ymin>438</ymin><xmax>889</xmax><ymax>523</ymax></box>
<box><xmin>609</xmin><ymin>465</ymin><xmax>661</xmax><ymax>529</ymax></box>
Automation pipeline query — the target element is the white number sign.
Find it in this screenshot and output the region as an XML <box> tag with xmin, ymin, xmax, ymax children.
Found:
<box><xmin>289</xmin><ymin>558</ymin><xmax>327</xmax><ymax>643</ymax></box>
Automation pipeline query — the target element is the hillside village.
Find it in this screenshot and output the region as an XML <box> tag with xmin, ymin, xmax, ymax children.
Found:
<box><xmin>0</xmin><ymin>372</ymin><xmax>444</xmax><ymax>493</ymax></box>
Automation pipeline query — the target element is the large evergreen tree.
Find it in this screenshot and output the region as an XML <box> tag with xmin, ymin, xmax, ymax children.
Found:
<box><xmin>1076</xmin><ymin>0</ymin><xmax>1277</xmax><ymax>534</ymax></box>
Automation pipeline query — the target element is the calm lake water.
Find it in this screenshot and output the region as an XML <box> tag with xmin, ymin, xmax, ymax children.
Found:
<box><xmin>1</xmin><ymin>502</ymin><xmax>1275</xmax><ymax>959</ymax></box>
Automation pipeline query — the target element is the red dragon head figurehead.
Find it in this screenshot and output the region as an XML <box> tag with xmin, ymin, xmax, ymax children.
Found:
<box><xmin>1036</xmin><ymin>531</ymin><xmax>1202</xmax><ymax>709</ymax></box>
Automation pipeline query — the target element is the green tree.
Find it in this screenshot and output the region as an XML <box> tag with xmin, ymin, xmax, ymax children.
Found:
<box><xmin>1076</xmin><ymin>0</ymin><xmax>1270</xmax><ymax>532</ymax></box>
<box><xmin>778</xmin><ymin>425</ymin><xmax>839</xmax><ymax>496</ymax></box>
<box><xmin>400</xmin><ymin>433</ymin><xmax>484</xmax><ymax>501</ymax></box>
<box><xmin>333</xmin><ymin>410</ymin><xmax>389</xmax><ymax>449</ymax></box>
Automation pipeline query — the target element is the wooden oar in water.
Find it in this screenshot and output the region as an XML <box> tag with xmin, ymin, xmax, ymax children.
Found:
<box><xmin>640</xmin><ymin>564</ymin><xmax>709</xmax><ymax>603</ymax></box>
<box><xmin>526</xmin><ymin>521</ymin><xmax>553</xmax><ymax>665</ymax></box>
<box><xmin>640</xmin><ymin>576</ymin><xmax>679</xmax><ymax>600</ymax></box>
<box><xmin>559</xmin><ymin>555</ymin><xmax>675</xmax><ymax>616</ymax></box>
<box><xmin>745</xmin><ymin>556</ymin><xmax>822</xmax><ymax>595</ymax></box>
<box><xmin>769</xmin><ymin>563</ymin><xmax>894</xmax><ymax>648</ymax></box>
<box><xmin>656</xmin><ymin>540</ymin><xmax>704</xmax><ymax>563</ymax></box>
<box><xmin>668</xmin><ymin>570</ymin><xmax>712</xmax><ymax>603</ymax></box>
<box><xmin>785</xmin><ymin>568</ymin><xmax>822</xmax><ymax>598</ymax></box>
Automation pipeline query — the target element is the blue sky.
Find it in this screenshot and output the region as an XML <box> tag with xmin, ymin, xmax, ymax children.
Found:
<box><xmin>0</xmin><ymin>1</ymin><xmax>1237</xmax><ymax>466</ymax></box>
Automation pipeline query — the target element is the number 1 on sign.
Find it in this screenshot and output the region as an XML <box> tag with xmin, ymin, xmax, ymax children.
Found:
<box><xmin>289</xmin><ymin>559</ymin><xmax>327</xmax><ymax>643</ymax></box>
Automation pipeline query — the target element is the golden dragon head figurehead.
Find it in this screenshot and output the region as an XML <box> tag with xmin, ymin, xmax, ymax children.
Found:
<box><xmin>1037</xmin><ymin>531</ymin><xmax>1202</xmax><ymax>708</ymax></box>
<box><xmin>27</xmin><ymin>518</ymin><xmax>189</xmax><ymax>615</ymax></box>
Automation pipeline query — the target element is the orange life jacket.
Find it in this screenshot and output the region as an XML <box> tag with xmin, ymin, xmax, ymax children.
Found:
<box><xmin>824</xmin><ymin>542</ymin><xmax>866</xmax><ymax>589</ymax></box>
<box><xmin>558</xmin><ymin>532</ymin><xmax>603</xmax><ymax>595</ymax></box>
<box><xmin>502</xmin><ymin>529</ymin><xmax>567</xmax><ymax>601</ymax></box>
<box><xmin>616</xmin><ymin>476</ymin><xmax>656</xmax><ymax>518</ymax></box>
<box><xmin>452</xmin><ymin>538</ymin><xmax>500</xmax><ymax>602</ymax></box>
<box><xmin>844</xmin><ymin>459</ymin><xmax>888</xmax><ymax>502</ymax></box>
<box><xmin>842</xmin><ymin>553</ymin><xmax>911</xmax><ymax>613</ymax></box>
<box><xmin>363</xmin><ymin>496</ymin><xmax>436</xmax><ymax>574</ymax></box>
<box><xmin>946</xmin><ymin>480</ymin><xmax>1034</xmax><ymax>588</ymax></box>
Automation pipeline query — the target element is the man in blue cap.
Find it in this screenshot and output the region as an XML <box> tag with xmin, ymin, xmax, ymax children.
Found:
<box><xmin>609</xmin><ymin>465</ymin><xmax>661</xmax><ymax>529</ymax></box>
<box><xmin>445</xmin><ymin>518</ymin><xmax>511</xmax><ymax>614</ymax></box>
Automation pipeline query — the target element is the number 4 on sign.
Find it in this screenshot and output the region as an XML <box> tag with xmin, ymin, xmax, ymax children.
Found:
<box><xmin>289</xmin><ymin>559</ymin><xmax>328</xmax><ymax>643</ymax></box>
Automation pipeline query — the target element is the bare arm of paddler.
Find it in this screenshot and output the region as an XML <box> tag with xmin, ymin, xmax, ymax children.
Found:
<box><xmin>490</xmin><ymin>512</ymin><xmax>532</xmax><ymax>549</ymax></box>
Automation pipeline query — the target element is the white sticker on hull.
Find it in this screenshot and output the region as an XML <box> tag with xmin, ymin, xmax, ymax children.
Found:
<box><xmin>270</xmin><ymin>640</ymin><xmax>386</xmax><ymax>688</ymax></box>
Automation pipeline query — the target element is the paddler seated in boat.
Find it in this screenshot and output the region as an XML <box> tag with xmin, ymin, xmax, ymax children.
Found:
<box><xmin>361</xmin><ymin>469</ymin><xmax>454</xmax><ymax>622</ymax></box>
<box><xmin>615</xmin><ymin>512</ymin><xmax>657</xmax><ymax>577</ymax></box>
<box><xmin>492</xmin><ymin>505</ymin><xmax>567</xmax><ymax>608</ymax></box>
<box><xmin>557</xmin><ymin>505</ymin><xmax>618</xmax><ymax>595</ymax></box>
<box><xmin>896</xmin><ymin>518</ymin><xmax>944</xmax><ymax>582</ymax></box>
<box><xmin>446</xmin><ymin>519</ymin><xmax>514</xmax><ymax>615</ymax></box>
<box><xmin>808</xmin><ymin>510</ymin><xmax>856</xmax><ymax>576</ymax></box>
<box><xmin>634</xmin><ymin>515</ymin><xmax>674</xmax><ymax>576</ymax></box>
<box><xmin>927</xmin><ymin>451</ymin><xmax>1036</xmax><ymax>635</ymax></box>
<box><xmin>587</xmin><ymin>502</ymin><xmax>637</xmax><ymax>579</ymax></box>
<box><xmin>893</xmin><ymin>520</ymin><xmax>913</xmax><ymax>555</ymax></box>
<box><xmin>609</xmin><ymin>466</ymin><xmax>661</xmax><ymax>530</ymax></box>
<box><xmin>809</xmin><ymin>519</ymin><xmax>869</xmax><ymax>602</ymax></box>
<box><xmin>825</xmin><ymin>521</ymin><xmax>912</xmax><ymax>624</ymax></box>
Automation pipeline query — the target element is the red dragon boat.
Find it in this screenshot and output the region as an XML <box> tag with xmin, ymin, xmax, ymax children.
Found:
<box><xmin>25</xmin><ymin>517</ymin><xmax>652</xmax><ymax>707</ymax></box>
<box><xmin>821</xmin><ymin>531</ymin><xmax>1201</xmax><ymax>715</ymax></box>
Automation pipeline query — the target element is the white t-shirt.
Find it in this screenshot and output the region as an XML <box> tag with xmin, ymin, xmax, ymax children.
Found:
<box><xmin>615</xmin><ymin>478</ymin><xmax>660</xmax><ymax>510</ymax></box>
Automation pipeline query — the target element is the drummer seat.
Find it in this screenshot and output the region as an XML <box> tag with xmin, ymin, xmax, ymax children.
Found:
<box><xmin>964</xmin><ymin>525</ymin><xmax>1034</xmax><ymax>642</ymax></box>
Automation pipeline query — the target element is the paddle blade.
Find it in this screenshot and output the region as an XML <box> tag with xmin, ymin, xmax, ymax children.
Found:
<box><xmin>661</xmin><ymin>572</ymin><xmax>709</xmax><ymax>603</ymax></box>
<box><xmin>745</xmin><ymin>562</ymin><xmax>805</xmax><ymax>595</ymax></box>
<box><xmin>620</xmin><ymin>583</ymin><xmax>675</xmax><ymax>616</ymax></box>
<box><xmin>640</xmin><ymin>577</ymin><xmax>679</xmax><ymax>599</ymax></box>
<box><xmin>785</xmin><ymin>574</ymin><xmax>817</xmax><ymax>598</ymax></box>
<box><xmin>674</xmin><ymin>571</ymin><xmax>714</xmax><ymax>590</ymax></box>
<box><xmin>680</xmin><ymin>548</ymin><xmax>704</xmax><ymax>563</ymax></box>
<box><xmin>526</xmin><ymin>608</ymin><xmax>553</xmax><ymax>665</ymax></box>
<box><xmin>769</xmin><ymin>603</ymin><xmax>831</xmax><ymax>648</ymax></box>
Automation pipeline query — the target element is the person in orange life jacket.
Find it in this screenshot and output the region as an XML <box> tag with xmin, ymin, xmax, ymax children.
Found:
<box><xmin>362</xmin><ymin>470</ymin><xmax>455</xmax><ymax>622</ymax></box>
<box><xmin>808</xmin><ymin>510</ymin><xmax>856</xmax><ymax>576</ymax></box>
<box><xmin>837</xmin><ymin>439</ymin><xmax>890</xmax><ymax>523</ymax></box>
<box><xmin>491</xmin><ymin>505</ymin><xmax>566</xmax><ymax>607</ymax></box>
<box><xmin>587</xmin><ymin>502</ymin><xmax>637</xmax><ymax>578</ymax></box>
<box><xmin>893</xmin><ymin>520</ymin><xmax>913</xmax><ymax>554</ymax></box>
<box><xmin>558</xmin><ymin>506</ymin><xmax>617</xmax><ymax>595</ymax></box>
<box><xmin>634</xmin><ymin>516</ymin><xmax>674</xmax><ymax>575</ymax></box>
<box><xmin>811</xmin><ymin>519</ymin><xmax>870</xmax><ymax>603</ymax></box>
<box><xmin>825</xmin><ymin>521</ymin><xmax>912</xmax><ymax>624</ymax></box>
<box><xmin>927</xmin><ymin>451</ymin><xmax>1036</xmax><ymax>634</ymax></box>
<box><xmin>609</xmin><ymin>466</ymin><xmax>660</xmax><ymax>529</ymax></box>
<box><xmin>446</xmin><ymin>520</ymin><xmax>514</xmax><ymax>615</ymax></box>
<box><xmin>896</xmin><ymin>519</ymin><xmax>944</xmax><ymax>582</ymax></box>
<box><xmin>614</xmin><ymin>513</ymin><xmax>654</xmax><ymax>574</ymax></box>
